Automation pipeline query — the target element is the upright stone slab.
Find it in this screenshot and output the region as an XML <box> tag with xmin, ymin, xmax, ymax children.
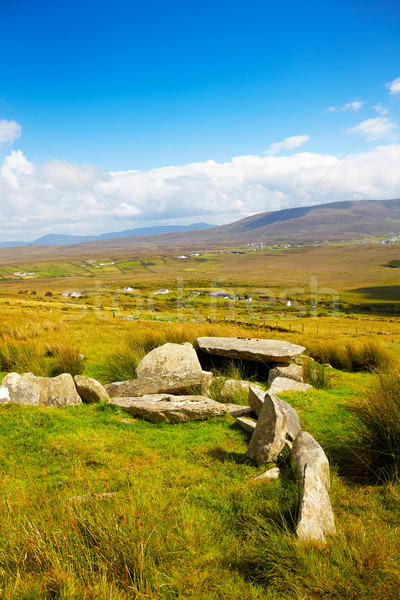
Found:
<box><xmin>292</xmin><ymin>431</ymin><xmax>331</xmax><ymax>489</ymax></box>
<box><xmin>248</xmin><ymin>385</ymin><xmax>301</xmax><ymax>441</ymax></box>
<box><xmin>296</xmin><ymin>464</ymin><xmax>336</xmax><ymax>543</ymax></box>
<box><xmin>196</xmin><ymin>337</ymin><xmax>306</xmax><ymax>362</ymax></box>
<box><xmin>246</xmin><ymin>391</ymin><xmax>288</xmax><ymax>464</ymax></box>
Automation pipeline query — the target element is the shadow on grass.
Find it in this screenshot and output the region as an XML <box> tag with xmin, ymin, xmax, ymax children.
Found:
<box><xmin>207</xmin><ymin>445</ymin><xmax>249</xmax><ymax>465</ymax></box>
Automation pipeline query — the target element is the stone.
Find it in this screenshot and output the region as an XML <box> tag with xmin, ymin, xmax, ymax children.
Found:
<box><xmin>108</xmin><ymin>394</ymin><xmax>227</xmax><ymax>423</ymax></box>
<box><xmin>248</xmin><ymin>385</ymin><xmax>302</xmax><ymax>441</ymax></box>
<box><xmin>254</xmin><ymin>467</ymin><xmax>280</xmax><ymax>480</ymax></box>
<box><xmin>105</xmin><ymin>370</ymin><xmax>212</xmax><ymax>397</ymax></box>
<box><xmin>292</xmin><ymin>431</ymin><xmax>331</xmax><ymax>490</ymax></box>
<box><xmin>106</xmin><ymin>342</ymin><xmax>212</xmax><ymax>396</ymax></box>
<box><xmin>246</xmin><ymin>391</ymin><xmax>289</xmax><ymax>464</ymax></box>
<box><xmin>34</xmin><ymin>374</ymin><xmax>82</xmax><ymax>407</ymax></box>
<box><xmin>196</xmin><ymin>336</ymin><xmax>305</xmax><ymax>362</ymax></box>
<box><xmin>220</xmin><ymin>379</ymin><xmax>252</xmax><ymax>399</ymax></box>
<box><xmin>235</xmin><ymin>416</ymin><xmax>257</xmax><ymax>433</ymax></box>
<box><xmin>269</xmin><ymin>377</ymin><xmax>312</xmax><ymax>395</ymax></box>
<box><xmin>0</xmin><ymin>372</ymin><xmax>40</xmax><ymax>405</ymax></box>
<box><xmin>296</xmin><ymin>464</ymin><xmax>336</xmax><ymax>543</ymax></box>
<box><xmin>248</xmin><ymin>385</ymin><xmax>265</xmax><ymax>416</ymax></box>
<box><xmin>279</xmin><ymin>399</ymin><xmax>302</xmax><ymax>441</ymax></box>
<box><xmin>0</xmin><ymin>372</ymin><xmax>81</xmax><ymax>407</ymax></box>
<box><xmin>268</xmin><ymin>363</ymin><xmax>303</xmax><ymax>384</ymax></box>
<box><xmin>224</xmin><ymin>404</ymin><xmax>255</xmax><ymax>417</ymax></box>
<box><xmin>74</xmin><ymin>375</ymin><xmax>109</xmax><ymax>404</ymax></box>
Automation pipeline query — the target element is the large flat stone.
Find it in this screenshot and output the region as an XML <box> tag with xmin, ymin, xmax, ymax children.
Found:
<box><xmin>196</xmin><ymin>337</ymin><xmax>305</xmax><ymax>362</ymax></box>
<box><xmin>105</xmin><ymin>370</ymin><xmax>212</xmax><ymax>397</ymax></box>
<box><xmin>246</xmin><ymin>391</ymin><xmax>289</xmax><ymax>464</ymax></box>
<box><xmin>108</xmin><ymin>394</ymin><xmax>227</xmax><ymax>423</ymax></box>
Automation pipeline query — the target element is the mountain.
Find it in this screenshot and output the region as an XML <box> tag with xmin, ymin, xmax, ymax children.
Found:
<box><xmin>0</xmin><ymin>223</ymin><xmax>215</xmax><ymax>247</ymax></box>
<box><xmin>68</xmin><ymin>198</ymin><xmax>400</xmax><ymax>252</ymax></box>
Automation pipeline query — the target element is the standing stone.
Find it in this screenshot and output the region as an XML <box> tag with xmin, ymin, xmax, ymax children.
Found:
<box><xmin>74</xmin><ymin>375</ymin><xmax>109</xmax><ymax>404</ymax></box>
<box><xmin>196</xmin><ymin>337</ymin><xmax>306</xmax><ymax>362</ymax></box>
<box><xmin>268</xmin><ymin>363</ymin><xmax>304</xmax><ymax>384</ymax></box>
<box><xmin>248</xmin><ymin>385</ymin><xmax>301</xmax><ymax>441</ymax></box>
<box><xmin>292</xmin><ymin>431</ymin><xmax>331</xmax><ymax>489</ymax></box>
<box><xmin>246</xmin><ymin>392</ymin><xmax>289</xmax><ymax>464</ymax></box>
<box><xmin>296</xmin><ymin>464</ymin><xmax>336</xmax><ymax>543</ymax></box>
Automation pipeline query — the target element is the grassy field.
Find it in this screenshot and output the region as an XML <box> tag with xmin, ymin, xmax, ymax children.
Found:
<box><xmin>0</xmin><ymin>240</ymin><xmax>400</xmax><ymax>598</ymax></box>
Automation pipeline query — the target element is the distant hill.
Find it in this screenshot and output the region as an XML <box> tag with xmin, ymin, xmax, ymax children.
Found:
<box><xmin>1</xmin><ymin>200</ymin><xmax>400</xmax><ymax>261</ymax></box>
<box><xmin>69</xmin><ymin>198</ymin><xmax>400</xmax><ymax>251</ymax></box>
<box><xmin>0</xmin><ymin>223</ymin><xmax>215</xmax><ymax>247</ymax></box>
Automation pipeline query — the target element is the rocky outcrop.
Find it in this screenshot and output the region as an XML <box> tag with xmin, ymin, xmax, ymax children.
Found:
<box><xmin>246</xmin><ymin>391</ymin><xmax>289</xmax><ymax>464</ymax></box>
<box><xmin>74</xmin><ymin>375</ymin><xmax>108</xmax><ymax>404</ymax></box>
<box><xmin>0</xmin><ymin>372</ymin><xmax>82</xmax><ymax>407</ymax></box>
<box><xmin>196</xmin><ymin>337</ymin><xmax>306</xmax><ymax>362</ymax></box>
<box><xmin>292</xmin><ymin>431</ymin><xmax>331</xmax><ymax>489</ymax></box>
<box><xmin>268</xmin><ymin>363</ymin><xmax>303</xmax><ymax>384</ymax></box>
<box><xmin>106</xmin><ymin>343</ymin><xmax>212</xmax><ymax>397</ymax></box>
<box><xmin>269</xmin><ymin>377</ymin><xmax>312</xmax><ymax>395</ymax></box>
<box><xmin>108</xmin><ymin>394</ymin><xmax>227</xmax><ymax>423</ymax></box>
<box><xmin>296</xmin><ymin>463</ymin><xmax>336</xmax><ymax>543</ymax></box>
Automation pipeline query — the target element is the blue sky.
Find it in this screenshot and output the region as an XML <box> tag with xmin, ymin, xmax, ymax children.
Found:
<box><xmin>1</xmin><ymin>0</ymin><xmax>400</xmax><ymax>239</ymax></box>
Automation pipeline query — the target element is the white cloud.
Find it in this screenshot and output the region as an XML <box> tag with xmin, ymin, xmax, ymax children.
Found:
<box><xmin>0</xmin><ymin>150</ymin><xmax>34</xmax><ymax>188</ymax></box>
<box><xmin>346</xmin><ymin>116</ymin><xmax>398</xmax><ymax>140</ymax></box>
<box><xmin>0</xmin><ymin>119</ymin><xmax>21</xmax><ymax>145</ymax></box>
<box><xmin>326</xmin><ymin>100</ymin><xmax>365</xmax><ymax>113</ymax></box>
<box><xmin>386</xmin><ymin>77</ymin><xmax>400</xmax><ymax>95</ymax></box>
<box><xmin>265</xmin><ymin>135</ymin><xmax>310</xmax><ymax>155</ymax></box>
<box><xmin>2</xmin><ymin>145</ymin><xmax>400</xmax><ymax>240</ymax></box>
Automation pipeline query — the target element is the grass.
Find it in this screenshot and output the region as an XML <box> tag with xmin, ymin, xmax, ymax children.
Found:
<box><xmin>0</xmin><ymin>397</ymin><xmax>399</xmax><ymax>599</ymax></box>
<box><xmin>302</xmin><ymin>358</ymin><xmax>331</xmax><ymax>389</ymax></box>
<box><xmin>306</xmin><ymin>339</ymin><xmax>393</xmax><ymax>372</ymax></box>
<box><xmin>350</xmin><ymin>372</ymin><xmax>400</xmax><ymax>479</ymax></box>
